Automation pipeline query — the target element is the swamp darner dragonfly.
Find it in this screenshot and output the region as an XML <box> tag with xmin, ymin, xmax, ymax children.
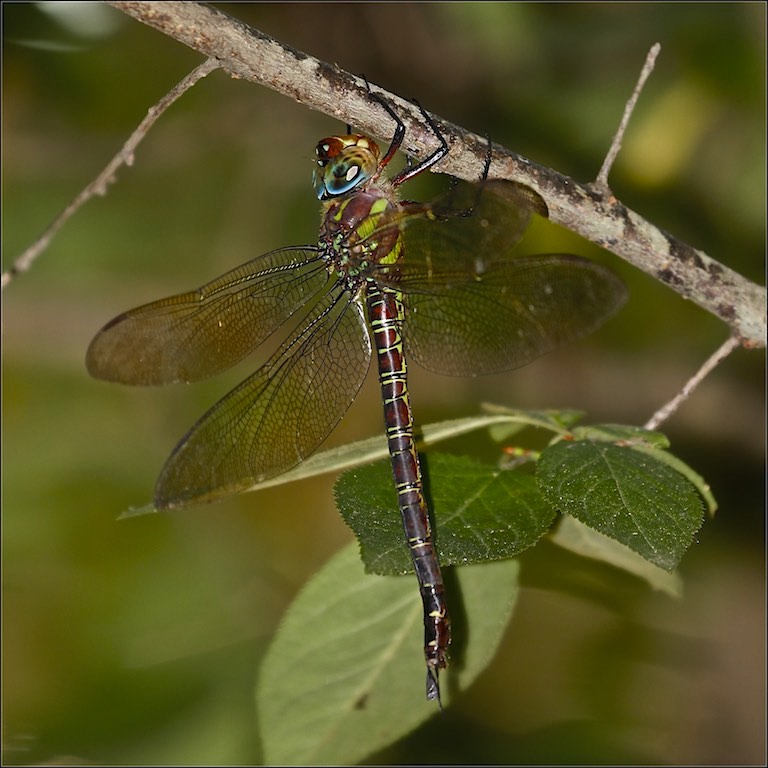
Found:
<box><xmin>87</xmin><ymin>96</ymin><xmax>627</xmax><ymax>705</ymax></box>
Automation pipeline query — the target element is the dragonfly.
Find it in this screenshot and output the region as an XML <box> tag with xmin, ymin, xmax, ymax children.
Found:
<box><xmin>86</xmin><ymin>94</ymin><xmax>627</xmax><ymax>705</ymax></box>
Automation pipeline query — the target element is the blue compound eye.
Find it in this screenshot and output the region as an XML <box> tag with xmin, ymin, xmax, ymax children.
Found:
<box><xmin>313</xmin><ymin>135</ymin><xmax>380</xmax><ymax>200</ymax></box>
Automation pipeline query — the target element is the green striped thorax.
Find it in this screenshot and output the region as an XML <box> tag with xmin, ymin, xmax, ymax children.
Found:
<box><xmin>315</xmin><ymin>134</ymin><xmax>403</xmax><ymax>277</ymax></box>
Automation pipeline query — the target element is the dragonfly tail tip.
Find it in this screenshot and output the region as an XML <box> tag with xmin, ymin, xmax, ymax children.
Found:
<box><xmin>426</xmin><ymin>668</ymin><xmax>443</xmax><ymax>710</ymax></box>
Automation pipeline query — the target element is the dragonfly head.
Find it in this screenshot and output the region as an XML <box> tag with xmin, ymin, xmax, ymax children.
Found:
<box><xmin>313</xmin><ymin>134</ymin><xmax>381</xmax><ymax>200</ymax></box>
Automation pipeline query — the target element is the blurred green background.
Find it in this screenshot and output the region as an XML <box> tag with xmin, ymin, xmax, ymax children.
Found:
<box><xmin>3</xmin><ymin>2</ymin><xmax>765</xmax><ymax>764</ymax></box>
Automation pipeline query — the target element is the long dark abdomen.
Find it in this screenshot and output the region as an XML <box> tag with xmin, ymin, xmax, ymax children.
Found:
<box><xmin>365</xmin><ymin>281</ymin><xmax>450</xmax><ymax>703</ymax></box>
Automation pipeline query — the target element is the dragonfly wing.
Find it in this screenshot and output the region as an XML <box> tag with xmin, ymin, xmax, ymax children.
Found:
<box><xmin>86</xmin><ymin>247</ymin><xmax>324</xmax><ymax>385</ymax></box>
<box><xmin>367</xmin><ymin>180</ymin><xmax>537</xmax><ymax>282</ymax></box>
<box><xmin>155</xmin><ymin>285</ymin><xmax>371</xmax><ymax>510</ymax></box>
<box><xmin>403</xmin><ymin>254</ymin><xmax>627</xmax><ymax>376</ymax></box>
<box><xmin>420</xmin><ymin>179</ymin><xmax>546</xmax><ymax>257</ymax></box>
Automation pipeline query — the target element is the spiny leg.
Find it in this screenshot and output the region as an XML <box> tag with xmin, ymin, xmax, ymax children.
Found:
<box><xmin>363</xmin><ymin>85</ymin><xmax>449</xmax><ymax>185</ymax></box>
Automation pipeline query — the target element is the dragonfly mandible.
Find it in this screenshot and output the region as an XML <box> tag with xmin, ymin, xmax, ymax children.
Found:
<box><xmin>87</xmin><ymin>94</ymin><xmax>627</xmax><ymax>705</ymax></box>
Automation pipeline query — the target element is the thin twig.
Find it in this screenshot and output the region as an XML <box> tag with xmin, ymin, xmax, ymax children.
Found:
<box><xmin>644</xmin><ymin>335</ymin><xmax>742</xmax><ymax>430</ymax></box>
<box><xmin>1</xmin><ymin>57</ymin><xmax>221</xmax><ymax>290</ymax></box>
<box><xmin>594</xmin><ymin>43</ymin><xmax>661</xmax><ymax>189</ymax></box>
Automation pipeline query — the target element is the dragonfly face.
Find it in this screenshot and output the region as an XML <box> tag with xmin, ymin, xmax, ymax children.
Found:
<box><xmin>313</xmin><ymin>134</ymin><xmax>381</xmax><ymax>200</ymax></box>
<box><xmin>87</xmin><ymin>97</ymin><xmax>627</xmax><ymax>705</ymax></box>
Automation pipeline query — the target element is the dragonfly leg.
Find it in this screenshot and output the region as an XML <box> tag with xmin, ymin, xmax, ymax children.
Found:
<box><xmin>363</xmin><ymin>85</ymin><xmax>449</xmax><ymax>187</ymax></box>
<box><xmin>365</xmin><ymin>87</ymin><xmax>406</xmax><ymax>171</ymax></box>
<box><xmin>389</xmin><ymin>98</ymin><xmax>449</xmax><ymax>187</ymax></box>
<box><xmin>479</xmin><ymin>131</ymin><xmax>492</xmax><ymax>180</ymax></box>
<box><xmin>437</xmin><ymin>131</ymin><xmax>494</xmax><ymax>222</ymax></box>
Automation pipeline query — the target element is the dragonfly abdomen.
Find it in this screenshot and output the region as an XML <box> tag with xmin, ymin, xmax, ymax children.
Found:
<box><xmin>366</xmin><ymin>282</ymin><xmax>450</xmax><ymax>703</ymax></box>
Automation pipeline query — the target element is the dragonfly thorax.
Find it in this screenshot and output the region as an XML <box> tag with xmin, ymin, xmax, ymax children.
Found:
<box><xmin>319</xmin><ymin>189</ymin><xmax>402</xmax><ymax>281</ymax></box>
<box><xmin>313</xmin><ymin>134</ymin><xmax>381</xmax><ymax>201</ymax></box>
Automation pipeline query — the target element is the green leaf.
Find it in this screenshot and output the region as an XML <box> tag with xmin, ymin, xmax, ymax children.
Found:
<box><xmin>481</xmin><ymin>403</ymin><xmax>584</xmax><ymax>442</ymax></box>
<box><xmin>247</xmin><ymin>408</ymin><xmax>585</xmax><ymax>494</ymax></box>
<box><xmin>118</xmin><ymin>409</ymin><xmax>586</xmax><ymax>518</ymax></box>
<box><xmin>257</xmin><ymin>541</ymin><xmax>519</xmax><ymax>766</ymax></box>
<box><xmin>565</xmin><ymin>424</ymin><xmax>716</xmax><ymax>515</ymax></box>
<box><xmin>550</xmin><ymin>515</ymin><xmax>683</xmax><ymax>598</ymax></box>
<box><xmin>336</xmin><ymin>453</ymin><xmax>556</xmax><ymax>574</ymax></box>
<box><xmin>627</xmin><ymin>441</ymin><xmax>718</xmax><ymax>518</ymax></box>
<box><xmin>118</xmin><ymin>502</ymin><xmax>158</xmax><ymax>519</ymax></box>
<box><xmin>537</xmin><ymin>439</ymin><xmax>704</xmax><ymax>570</ymax></box>
<box><xmin>570</xmin><ymin>423</ymin><xmax>671</xmax><ymax>449</ymax></box>
<box><xmin>246</xmin><ymin>412</ymin><xmax>550</xmax><ymax>492</ymax></box>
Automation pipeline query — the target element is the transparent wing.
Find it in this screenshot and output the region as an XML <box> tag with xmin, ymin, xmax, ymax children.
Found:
<box><xmin>392</xmin><ymin>179</ymin><xmax>538</xmax><ymax>276</ymax></box>
<box><xmin>401</xmin><ymin>253</ymin><xmax>627</xmax><ymax>376</ymax></box>
<box><xmin>86</xmin><ymin>247</ymin><xmax>325</xmax><ymax>384</ymax></box>
<box><xmin>361</xmin><ymin>180</ymin><xmax>625</xmax><ymax>376</ymax></box>
<box><xmin>155</xmin><ymin>285</ymin><xmax>371</xmax><ymax>509</ymax></box>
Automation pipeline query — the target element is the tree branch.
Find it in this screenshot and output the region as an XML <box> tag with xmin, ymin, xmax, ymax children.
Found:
<box><xmin>97</xmin><ymin>1</ymin><xmax>763</xmax><ymax>347</ymax></box>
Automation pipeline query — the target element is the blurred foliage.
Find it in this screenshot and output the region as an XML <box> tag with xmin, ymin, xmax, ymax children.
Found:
<box><xmin>3</xmin><ymin>2</ymin><xmax>765</xmax><ymax>765</ymax></box>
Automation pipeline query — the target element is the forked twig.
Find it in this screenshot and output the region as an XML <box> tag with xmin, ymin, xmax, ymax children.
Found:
<box><xmin>644</xmin><ymin>335</ymin><xmax>742</xmax><ymax>430</ymax></box>
<box><xmin>594</xmin><ymin>43</ymin><xmax>661</xmax><ymax>189</ymax></box>
<box><xmin>592</xmin><ymin>43</ymin><xmax>743</xmax><ymax>428</ymax></box>
<box><xmin>1</xmin><ymin>57</ymin><xmax>221</xmax><ymax>290</ymax></box>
